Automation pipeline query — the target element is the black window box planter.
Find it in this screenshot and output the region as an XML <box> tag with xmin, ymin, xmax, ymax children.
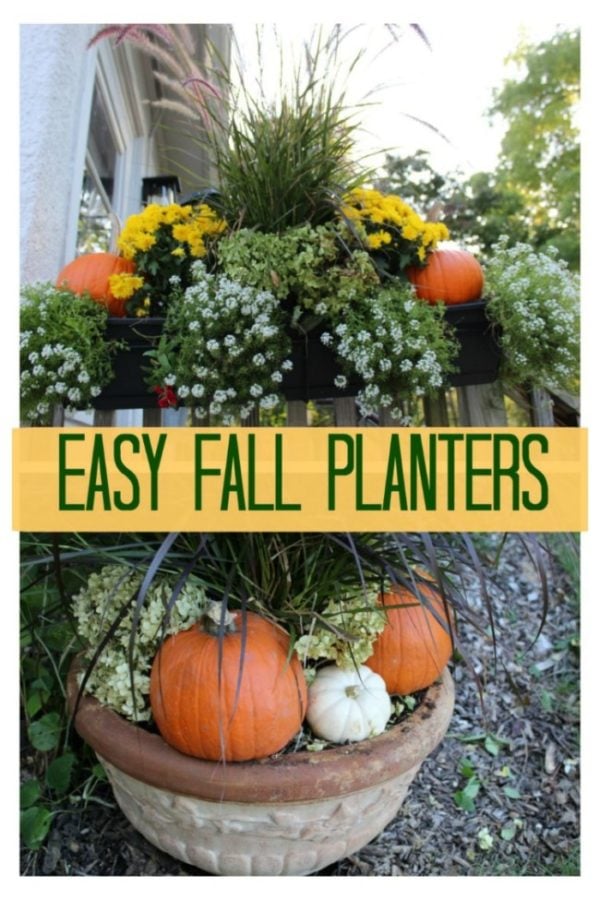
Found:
<box><xmin>93</xmin><ymin>318</ymin><xmax>165</xmax><ymax>411</ymax></box>
<box><xmin>444</xmin><ymin>299</ymin><xmax>502</xmax><ymax>388</ymax></box>
<box><xmin>93</xmin><ymin>300</ymin><xmax>501</xmax><ymax>410</ymax></box>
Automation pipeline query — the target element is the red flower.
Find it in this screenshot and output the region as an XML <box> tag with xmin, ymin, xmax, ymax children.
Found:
<box><xmin>152</xmin><ymin>385</ymin><xmax>177</xmax><ymax>408</ymax></box>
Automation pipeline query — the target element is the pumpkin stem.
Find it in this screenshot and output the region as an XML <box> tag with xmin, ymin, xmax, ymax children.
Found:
<box><xmin>202</xmin><ymin>600</ymin><xmax>237</xmax><ymax>636</ymax></box>
<box><xmin>345</xmin><ymin>685</ymin><xmax>361</xmax><ymax>699</ymax></box>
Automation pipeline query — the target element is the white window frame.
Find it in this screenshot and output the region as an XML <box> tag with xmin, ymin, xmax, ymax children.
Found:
<box><xmin>63</xmin><ymin>39</ymin><xmax>159</xmax><ymax>428</ymax></box>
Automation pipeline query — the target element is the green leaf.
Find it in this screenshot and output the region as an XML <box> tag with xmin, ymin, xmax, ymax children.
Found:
<box><xmin>453</xmin><ymin>731</ymin><xmax>487</xmax><ymax>744</ymax></box>
<box><xmin>484</xmin><ymin>734</ymin><xmax>501</xmax><ymax>756</ymax></box>
<box><xmin>91</xmin><ymin>763</ymin><xmax>108</xmax><ymax>782</ymax></box>
<box><xmin>27</xmin><ymin>713</ymin><xmax>62</xmax><ymax>752</ymax></box>
<box><xmin>503</xmin><ymin>785</ymin><xmax>521</xmax><ymax>800</ymax></box>
<box><xmin>501</xmin><ymin>822</ymin><xmax>517</xmax><ymax>841</ymax></box>
<box><xmin>46</xmin><ymin>753</ymin><xmax>76</xmax><ymax>794</ymax></box>
<box><xmin>462</xmin><ymin>776</ymin><xmax>481</xmax><ymax>800</ymax></box>
<box><xmin>25</xmin><ymin>691</ymin><xmax>43</xmax><ymax>718</ymax></box>
<box><xmin>30</xmin><ymin>669</ymin><xmax>55</xmax><ymax>693</ymax></box>
<box><xmin>20</xmin><ymin>779</ymin><xmax>41</xmax><ymax>810</ymax></box>
<box><xmin>42</xmin><ymin>622</ymin><xmax>74</xmax><ymax>651</ymax></box>
<box><xmin>540</xmin><ymin>689</ymin><xmax>554</xmax><ymax>712</ymax></box>
<box><xmin>459</xmin><ymin>757</ymin><xmax>476</xmax><ymax>778</ymax></box>
<box><xmin>20</xmin><ymin>806</ymin><xmax>53</xmax><ymax>850</ymax></box>
<box><xmin>453</xmin><ymin>790</ymin><xmax>476</xmax><ymax>812</ymax></box>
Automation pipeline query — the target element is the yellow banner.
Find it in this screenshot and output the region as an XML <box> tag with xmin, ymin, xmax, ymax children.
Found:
<box><xmin>13</xmin><ymin>427</ymin><xmax>587</xmax><ymax>532</ymax></box>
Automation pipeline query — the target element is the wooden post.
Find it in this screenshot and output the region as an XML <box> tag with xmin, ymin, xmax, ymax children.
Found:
<box><xmin>93</xmin><ymin>409</ymin><xmax>113</xmax><ymax>426</ymax></box>
<box><xmin>52</xmin><ymin>405</ymin><xmax>65</xmax><ymax>426</ymax></box>
<box><xmin>333</xmin><ymin>397</ymin><xmax>357</xmax><ymax>426</ymax></box>
<box><xmin>422</xmin><ymin>391</ymin><xmax>449</xmax><ymax>426</ymax></box>
<box><xmin>529</xmin><ymin>387</ymin><xmax>555</xmax><ymax>426</ymax></box>
<box><xmin>241</xmin><ymin>405</ymin><xmax>260</xmax><ymax>426</ymax></box>
<box><xmin>286</xmin><ymin>400</ymin><xmax>308</xmax><ymax>425</ymax></box>
<box><xmin>457</xmin><ymin>382</ymin><xmax>508</xmax><ymax>426</ymax></box>
<box><xmin>143</xmin><ymin>408</ymin><xmax>162</xmax><ymax>426</ymax></box>
<box><xmin>379</xmin><ymin>407</ymin><xmax>395</xmax><ymax>426</ymax></box>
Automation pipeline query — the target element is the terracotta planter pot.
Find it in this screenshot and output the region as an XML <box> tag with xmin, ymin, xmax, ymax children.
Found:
<box><xmin>68</xmin><ymin>663</ymin><xmax>454</xmax><ymax>876</ymax></box>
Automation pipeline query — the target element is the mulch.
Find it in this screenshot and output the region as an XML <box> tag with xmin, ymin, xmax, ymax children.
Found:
<box><xmin>20</xmin><ymin>535</ymin><xmax>580</xmax><ymax>877</ymax></box>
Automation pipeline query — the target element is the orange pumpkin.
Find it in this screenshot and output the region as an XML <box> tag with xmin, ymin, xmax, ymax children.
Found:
<box><xmin>150</xmin><ymin>609</ymin><xmax>308</xmax><ymax>762</ymax></box>
<box><xmin>56</xmin><ymin>252</ymin><xmax>136</xmax><ymax>317</ymax></box>
<box><xmin>365</xmin><ymin>584</ymin><xmax>453</xmax><ymax>695</ymax></box>
<box><xmin>406</xmin><ymin>246</ymin><xmax>483</xmax><ymax>305</ymax></box>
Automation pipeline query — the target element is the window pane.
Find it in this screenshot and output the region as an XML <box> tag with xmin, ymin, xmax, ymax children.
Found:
<box><xmin>77</xmin><ymin>85</ymin><xmax>117</xmax><ymax>253</ymax></box>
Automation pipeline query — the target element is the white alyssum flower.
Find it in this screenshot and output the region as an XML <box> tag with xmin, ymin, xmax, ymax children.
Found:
<box><xmin>327</xmin><ymin>283</ymin><xmax>456</xmax><ymax>423</ymax></box>
<box><xmin>150</xmin><ymin>262</ymin><xmax>291</xmax><ymax>422</ymax></box>
<box><xmin>485</xmin><ymin>238</ymin><xmax>579</xmax><ymax>388</ymax></box>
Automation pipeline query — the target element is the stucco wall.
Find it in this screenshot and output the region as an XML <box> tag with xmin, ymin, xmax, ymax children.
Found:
<box><xmin>20</xmin><ymin>24</ymin><xmax>97</xmax><ymax>283</ymax></box>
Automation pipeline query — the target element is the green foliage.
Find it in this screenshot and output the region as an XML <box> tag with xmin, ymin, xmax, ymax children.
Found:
<box><xmin>484</xmin><ymin>238</ymin><xmax>579</xmax><ymax>389</ymax></box>
<box><xmin>211</xmin><ymin>92</ymin><xmax>366</xmax><ymax>231</ymax></box>
<box><xmin>468</xmin><ymin>844</ymin><xmax>579</xmax><ymax>876</ymax></box>
<box><xmin>204</xmin><ymin>29</ymin><xmax>373</xmax><ymax>231</ymax></box>
<box><xmin>377</xmin><ymin>30</ymin><xmax>579</xmax><ymax>267</ymax></box>
<box><xmin>20</xmin><ymin>534</ymin><xmax>116</xmax><ymax>853</ymax></box>
<box><xmin>20</xmin><ymin>806</ymin><xmax>53</xmax><ymax>851</ymax></box>
<box><xmin>545</xmin><ymin>534</ymin><xmax>580</xmax><ymax>606</ymax></box>
<box><xmin>19</xmin><ymin>283</ymin><xmax>116</xmax><ymax>424</ymax></box>
<box><xmin>28</xmin><ymin>713</ymin><xmax>63</xmax><ymax>752</ymax></box>
<box><xmin>217</xmin><ymin>223</ymin><xmax>379</xmax><ymax>317</ymax></box>
<box><xmin>375</xmin><ymin>150</ymin><xmax>448</xmax><ymax>215</ymax></box>
<box><xmin>490</xmin><ymin>29</ymin><xmax>580</xmax><ymax>266</ymax></box>
<box><xmin>453</xmin><ymin>734</ymin><xmax>516</xmax><ymax>814</ymax></box>
<box><xmin>454</xmin><ymin>772</ymin><xmax>481</xmax><ymax>812</ymax></box>
<box><xmin>446</xmin><ymin>173</ymin><xmax>531</xmax><ymax>256</ymax></box>
<box><xmin>150</xmin><ymin>225</ymin><xmax>460</xmax><ymax>425</ymax></box>
<box><xmin>376</xmin><ymin>152</ymin><xmax>532</xmax><ymax>258</ymax></box>
<box><xmin>46</xmin><ymin>752</ymin><xmax>77</xmax><ymax>793</ymax></box>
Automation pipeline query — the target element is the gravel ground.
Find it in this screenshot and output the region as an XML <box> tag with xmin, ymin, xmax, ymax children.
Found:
<box><xmin>20</xmin><ymin>535</ymin><xmax>580</xmax><ymax>877</ymax></box>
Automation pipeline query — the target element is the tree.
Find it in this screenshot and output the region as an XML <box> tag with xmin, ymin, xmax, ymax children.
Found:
<box><xmin>376</xmin><ymin>30</ymin><xmax>580</xmax><ymax>268</ymax></box>
<box><xmin>374</xmin><ymin>150</ymin><xmax>450</xmax><ymax>219</ymax></box>
<box><xmin>376</xmin><ymin>154</ymin><xmax>530</xmax><ymax>257</ymax></box>
<box><xmin>489</xmin><ymin>29</ymin><xmax>580</xmax><ymax>266</ymax></box>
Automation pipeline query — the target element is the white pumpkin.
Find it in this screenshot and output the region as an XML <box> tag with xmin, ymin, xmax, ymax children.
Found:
<box><xmin>306</xmin><ymin>664</ymin><xmax>392</xmax><ymax>743</ymax></box>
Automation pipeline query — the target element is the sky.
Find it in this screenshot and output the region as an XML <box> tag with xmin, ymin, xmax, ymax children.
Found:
<box><xmin>232</xmin><ymin>20</ymin><xmax>578</xmax><ymax>178</ymax></box>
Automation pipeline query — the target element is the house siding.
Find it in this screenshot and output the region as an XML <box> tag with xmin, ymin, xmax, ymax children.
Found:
<box><xmin>20</xmin><ymin>24</ymin><xmax>97</xmax><ymax>283</ymax></box>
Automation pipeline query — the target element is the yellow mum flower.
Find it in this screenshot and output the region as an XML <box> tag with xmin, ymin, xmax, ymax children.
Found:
<box><xmin>366</xmin><ymin>230</ymin><xmax>392</xmax><ymax>250</ymax></box>
<box><xmin>402</xmin><ymin>224</ymin><xmax>419</xmax><ymax>242</ymax></box>
<box><xmin>339</xmin><ymin>186</ymin><xmax>455</xmax><ymax>269</ymax></box>
<box><xmin>171</xmin><ymin>223</ymin><xmax>193</xmax><ymax>243</ymax></box>
<box><xmin>108</xmin><ymin>273</ymin><xmax>145</xmax><ymax>299</ymax></box>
